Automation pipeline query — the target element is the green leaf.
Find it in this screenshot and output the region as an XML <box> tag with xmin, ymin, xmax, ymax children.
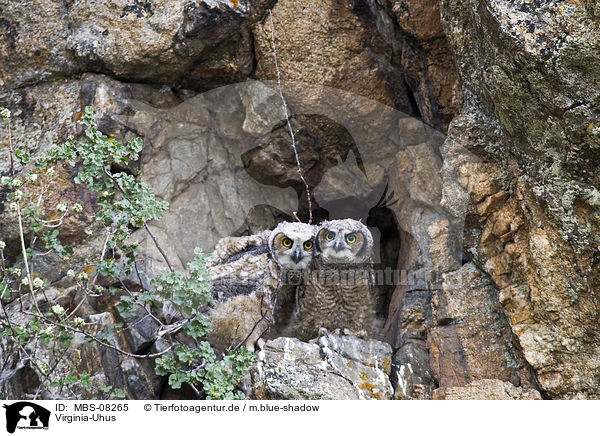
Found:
<box><xmin>183</xmin><ymin>316</ymin><xmax>212</xmax><ymax>339</ymax></box>
<box><xmin>15</xmin><ymin>149</ymin><xmax>30</xmax><ymax>165</ymax></box>
<box><xmin>117</xmin><ymin>295</ymin><xmax>136</xmax><ymax>319</ymax></box>
<box><xmin>98</xmin><ymin>259</ymin><xmax>121</xmax><ymax>278</ymax></box>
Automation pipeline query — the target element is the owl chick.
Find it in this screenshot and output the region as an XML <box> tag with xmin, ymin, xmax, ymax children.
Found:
<box><xmin>207</xmin><ymin>222</ymin><xmax>316</xmax><ymax>351</ymax></box>
<box><xmin>292</xmin><ymin>218</ymin><xmax>376</xmax><ymax>341</ymax></box>
<box><xmin>265</xmin><ymin>221</ymin><xmax>316</xmax><ymax>338</ymax></box>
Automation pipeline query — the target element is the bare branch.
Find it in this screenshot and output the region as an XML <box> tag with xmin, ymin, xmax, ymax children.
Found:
<box><xmin>24</xmin><ymin>311</ymin><xmax>174</xmax><ymax>359</ymax></box>
<box><xmin>229</xmin><ymin>295</ymin><xmax>272</xmax><ymax>353</ymax></box>
<box><xmin>268</xmin><ymin>10</ymin><xmax>313</xmax><ymax>224</ymax></box>
<box><xmin>103</xmin><ymin>169</ymin><xmax>174</xmax><ymax>272</ymax></box>
<box><xmin>7</xmin><ymin>121</ymin><xmax>14</xmax><ymax>177</ymax></box>
<box><xmin>144</xmin><ymin>223</ymin><xmax>174</xmax><ymax>272</ymax></box>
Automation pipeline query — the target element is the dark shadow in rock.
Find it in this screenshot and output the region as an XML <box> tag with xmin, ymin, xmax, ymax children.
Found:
<box><xmin>240</xmin><ymin>114</ymin><xmax>405</xmax><ymax>323</ymax></box>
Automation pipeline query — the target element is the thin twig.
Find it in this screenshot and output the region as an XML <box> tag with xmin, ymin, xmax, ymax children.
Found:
<box><xmin>144</xmin><ymin>223</ymin><xmax>174</xmax><ymax>272</ymax></box>
<box><xmin>7</xmin><ymin>121</ymin><xmax>14</xmax><ymax>177</ymax></box>
<box><xmin>119</xmin><ymin>277</ymin><xmax>165</xmax><ymax>328</ymax></box>
<box><xmin>89</xmin><ymin>229</ymin><xmax>110</xmax><ymax>288</ymax></box>
<box><xmin>268</xmin><ymin>10</ymin><xmax>313</xmax><ymax>224</ymax></box>
<box><xmin>1</xmin><ymin>345</ymin><xmax>12</xmax><ymax>372</ymax></box>
<box><xmin>16</xmin><ymin>195</ymin><xmax>43</xmax><ymax>317</ymax></box>
<box><xmin>229</xmin><ymin>295</ymin><xmax>271</xmax><ymax>353</ymax></box>
<box><xmin>63</xmin><ymin>292</ymin><xmax>89</xmax><ymax>322</ymax></box>
<box><xmin>5</xmin><ymin>117</ymin><xmax>49</xmax><ymax>317</ymax></box>
<box><xmin>24</xmin><ymin>311</ymin><xmax>174</xmax><ymax>359</ymax></box>
<box><xmin>133</xmin><ymin>259</ymin><xmax>145</xmax><ymax>288</ymax></box>
<box><xmin>0</xmin><ymin>286</ymin><xmax>18</xmax><ymax>341</ymax></box>
<box><xmin>104</xmin><ymin>169</ymin><xmax>174</xmax><ymax>272</ymax></box>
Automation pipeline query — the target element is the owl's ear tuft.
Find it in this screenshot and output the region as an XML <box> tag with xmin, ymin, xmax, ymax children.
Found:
<box><xmin>355</xmin><ymin>232</ymin><xmax>369</xmax><ymax>258</ymax></box>
<box><xmin>315</xmin><ymin>228</ymin><xmax>328</xmax><ymax>252</ymax></box>
<box><xmin>269</xmin><ymin>232</ymin><xmax>284</xmax><ymax>252</ymax></box>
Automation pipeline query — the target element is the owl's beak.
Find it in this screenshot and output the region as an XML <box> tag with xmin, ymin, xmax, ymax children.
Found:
<box><xmin>334</xmin><ymin>239</ymin><xmax>345</xmax><ymax>252</ymax></box>
<box><xmin>291</xmin><ymin>247</ymin><xmax>303</xmax><ymax>263</ymax></box>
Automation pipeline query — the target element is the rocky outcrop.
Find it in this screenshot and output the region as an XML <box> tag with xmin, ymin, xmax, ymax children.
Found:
<box><xmin>348</xmin><ymin>0</ymin><xmax>460</xmax><ymax>130</ymax></box>
<box><xmin>253</xmin><ymin>0</ymin><xmax>395</xmax><ymax>107</ymax></box>
<box><xmin>429</xmin><ymin>263</ymin><xmax>536</xmax><ymax>390</ymax></box>
<box><xmin>68</xmin><ymin>0</ymin><xmax>255</xmax><ymax>89</ymax></box>
<box><xmin>0</xmin><ymin>0</ymin><xmax>262</xmax><ymax>90</ymax></box>
<box><xmin>437</xmin><ymin>0</ymin><xmax>600</xmax><ymax>398</ymax></box>
<box><xmin>251</xmin><ymin>334</ymin><xmax>393</xmax><ymax>400</ymax></box>
<box><xmin>433</xmin><ymin>379</ymin><xmax>542</xmax><ymax>400</ymax></box>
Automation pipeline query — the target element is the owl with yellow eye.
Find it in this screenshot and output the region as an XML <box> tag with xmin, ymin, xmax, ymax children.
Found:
<box><xmin>291</xmin><ymin>218</ymin><xmax>376</xmax><ymax>341</ymax></box>
<box><xmin>268</xmin><ymin>222</ymin><xmax>316</xmax><ymax>271</ymax></box>
<box><xmin>208</xmin><ymin>222</ymin><xmax>316</xmax><ymax>350</ymax></box>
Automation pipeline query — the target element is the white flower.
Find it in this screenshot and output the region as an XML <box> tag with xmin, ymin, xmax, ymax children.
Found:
<box><xmin>57</xmin><ymin>203</ymin><xmax>67</xmax><ymax>213</ymax></box>
<box><xmin>72</xmin><ymin>203</ymin><xmax>83</xmax><ymax>213</ymax></box>
<box><xmin>10</xmin><ymin>268</ymin><xmax>21</xmax><ymax>276</ymax></box>
<box><xmin>46</xmin><ymin>168</ymin><xmax>56</xmax><ymax>177</ymax></box>
<box><xmin>0</xmin><ymin>108</ymin><xmax>11</xmax><ymax>120</ymax></box>
<box><xmin>50</xmin><ymin>304</ymin><xmax>65</xmax><ymax>317</ymax></box>
<box><xmin>43</xmin><ymin>326</ymin><xmax>56</xmax><ymax>336</ymax></box>
<box><xmin>11</xmin><ymin>179</ymin><xmax>22</xmax><ymax>188</ymax></box>
<box><xmin>1</xmin><ymin>176</ymin><xmax>11</xmax><ymax>186</ymax></box>
<box><xmin>32</xmin><ymin>277</ymin><xmax>45</xmax><ymax>289</ymax></box>
<box><xmin>26</xmin><ymin>173</ymin><xmax>38</xmax><ymax>182</ymax></box>
<box><xmin>0</xmin><ymin>241</ymin><xmax>5</xmax><ymax>250</ymax></box>
<box><xmin>66</xmin><ymin>269</ymin><xmax>76</xmax><ymax>278</ymax></box>
<box><xmin>7</xmin><ymin>202</ymin><xmax>17</xmax><ymax>212</ymax></box>
<box><xmin>21</xmin><ymin>276</ymin><xmax>29</xmax><ymax>286</ymax></box>
<box><xmin>12</xmin><ymin>190</ymin><xmax>24</xmax><ymax>201</ymax></box>
<box><xmin>73</xmin><ymin>317</ymin><xmax>85</xmax><ymax>328</ymax></box>
<box><xmin>77</xmin><ymin>271</ymin><xmax>88</xmax><ymax>281</ymax></box>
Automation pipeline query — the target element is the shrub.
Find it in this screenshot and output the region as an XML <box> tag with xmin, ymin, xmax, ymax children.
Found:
<box><xmin>0</xmin><ymin>106</ymin><xmax>253</xmax><ymax>399</ymax></box>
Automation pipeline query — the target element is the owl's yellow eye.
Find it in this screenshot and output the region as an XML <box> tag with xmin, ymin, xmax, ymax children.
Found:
<box><xmin>325</xmin><ymin>232</ymin><xmax>335</xmax><ymax>241</ymax></box>
<box><xmin>346</xmin><ymin>234</ymin><xmax>357</xmax><ymax>244</ymax></box>
<box><xmin>282</xmin><ymin>237</ymin><xmax>293</xmax><ymax>248</ymax></box>
<box><xmin>303</xmin><ymin>241</ymin><xmax>313</xmax><ymax>250</ymax></box>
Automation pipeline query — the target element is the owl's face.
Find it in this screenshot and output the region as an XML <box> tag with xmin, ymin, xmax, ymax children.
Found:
<box><xmin>268</xmin><ymin>222</ymin><xmax>316</xmax><ymax>270</ymax></box>
<box><xmin>316</xmin><ymin>219</ymin><xmax>373</xmax><ymax>264</ymax></box>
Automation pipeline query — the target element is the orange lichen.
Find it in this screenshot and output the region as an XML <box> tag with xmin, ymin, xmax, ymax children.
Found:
<box><xmin>359</xmin><ymin>382</ymin><xmax>382</xmax><ymax>400</ymax></box>
<box><xmin>347</xmin><ymin>361</ymin><xmax>354</xmax><ymax>367</ymax></box>
<box><xmin>230</xmin><ymin>0</ymin><xmax>239</xmax><ymax>6</ymax></box>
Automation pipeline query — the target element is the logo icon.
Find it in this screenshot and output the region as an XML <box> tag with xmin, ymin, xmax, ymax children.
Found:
<box><xmin>3</xmin><ymin>402</ymin><xmax>50</xmax><ymax>433</ymax></box>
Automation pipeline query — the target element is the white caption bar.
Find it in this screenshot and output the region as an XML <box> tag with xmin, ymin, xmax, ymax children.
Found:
<box><xmin>0</xmin><ymin>400</ymin><xmax>595</xmax><ymax>435</ymax></box>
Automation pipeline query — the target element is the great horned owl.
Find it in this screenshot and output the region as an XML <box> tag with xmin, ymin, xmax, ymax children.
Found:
<box><xmin>207</xmin><ymin>222</ymin><xmax>316</xmax><ymax>351</ymax></box>
<box><xmin>292</xmin><ymin>218</ymin><xmax>376</xmax><ymax>341</ymax></box>
<box><xmin>265</xmin><ymin>221</ymin><xmax>316</xmax><ymax>338</ymax></box>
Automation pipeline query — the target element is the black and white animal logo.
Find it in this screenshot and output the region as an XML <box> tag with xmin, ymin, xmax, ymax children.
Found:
<box><xmin>3</xmin><ymin>402</ymin><xmax>50</xmax><ymax>433</ymax></box>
